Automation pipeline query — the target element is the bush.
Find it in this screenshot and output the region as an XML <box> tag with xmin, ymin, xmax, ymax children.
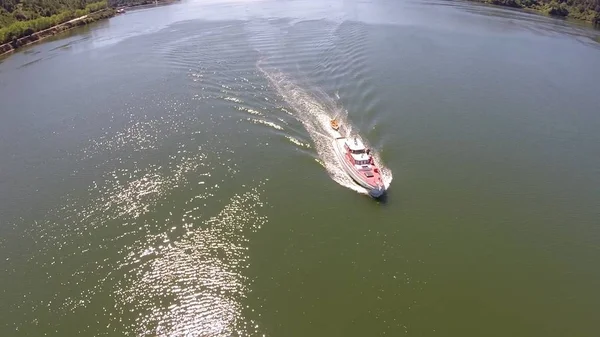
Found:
<box><xmin>86</xmin><ymin>1</ymin><xmax>108</xmax><ymax>12</ymax></box>
<box><xmin>13</xmin><ymin>10</ymin><xmax>27</xmax><ymax>21</ymax></box>
<box><xmin>545</xmin><ymin>1</ymin><xmax>570</xmax><ymax>16</ymax></box>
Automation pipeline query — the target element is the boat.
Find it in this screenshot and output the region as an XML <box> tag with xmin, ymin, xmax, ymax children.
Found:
<box><xmin>332</xmin><ymin>135</ymin><xmax>386</xmax><ymax>198</ymax></box>
<box><xmin>330</xmin><ymin>119</ymin><xmax>340</xmax><ymax>131</ymax></box>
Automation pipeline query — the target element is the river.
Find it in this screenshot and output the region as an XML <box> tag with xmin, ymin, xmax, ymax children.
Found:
<box><xmin>1</xmin><ymin>0</ymin><xmax>599</xmax><ymax>336</ymax></box>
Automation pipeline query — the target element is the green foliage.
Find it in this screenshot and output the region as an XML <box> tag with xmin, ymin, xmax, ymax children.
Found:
<box><xmin>544</xmin><ymin>1</ymin><xmax>570</xmax><ymax>16</ymax></box>
<box><xmin>0</xmin><ymin>1</ymin><xmax>108</xmax><ymax>44</ymax></box>
<box><xmin>0</xmin><ymin>1</ymin><xmax>108</xmax><ymax>28</ymax></box>
<box><xmin>479</xmin><ymin>0</ymin><xmax>600</xmax><ymax>23</ymax></box>
<box><xmin>86</xmin><ymin>1</ymin><xmax>109</xmax><ymax>12</ymax></box>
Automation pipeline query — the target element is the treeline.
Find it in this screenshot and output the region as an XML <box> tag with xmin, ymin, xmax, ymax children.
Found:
<box><xmin>482</xmin><ymin>0</ymin><xmax>600</xmax><ymax>23</ymax></box>
<box><xmin>0</xmin><ymin>0</ymin><xmax>108</xmax><ymax>44</ymax></box>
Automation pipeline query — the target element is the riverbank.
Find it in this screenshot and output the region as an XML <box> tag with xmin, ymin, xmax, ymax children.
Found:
<box><xmin>0</xmin><ymin>9</ymin><xmax>115</xmax><ymax>57</ymax></box>
<box><xmin>113</xmin><ymin>0</ymin><xmax>180</xmax><ymax>10</ymax></box>
<box><xmin>472</xmin><ymin>0</ymin><xmax>600</xmax><ymax>24</ymax></box>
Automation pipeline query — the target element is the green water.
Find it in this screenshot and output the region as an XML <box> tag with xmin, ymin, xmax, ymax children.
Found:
<box><xmin>1</xmin><ymin>0</ymin><xmax>599</xmax><ymax>336</ymax></box>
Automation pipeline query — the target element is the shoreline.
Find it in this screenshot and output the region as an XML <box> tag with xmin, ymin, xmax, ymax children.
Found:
<box><xmin>115</xmin><ymin>0</ymin><xmax>180</xmax><ymax>11</ymax></box>
<box><xmin>469</xmin><ymin>0</ymin><xmax>600</xmax><ymax>24</ymax></box>
<box><xmin>0</xmin><ymin>9</ymin><xmax>115</xmax><ymax>57</ymax></box>
<box><xmin>0</xmin><ymin>1</ymin><xmax>178</xmax><ymax>57</ymax></box>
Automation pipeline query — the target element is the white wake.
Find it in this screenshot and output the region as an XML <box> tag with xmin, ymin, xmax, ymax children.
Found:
<box><xmin>258</xmin><ymin>62</ymin><xmax>392</xmax><ymax>195</ymax></box>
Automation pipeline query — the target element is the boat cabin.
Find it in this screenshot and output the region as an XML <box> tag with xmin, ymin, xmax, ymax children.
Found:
<box><xmin>344</xmin><ymin>138</ymin><xmax>372</xmax><ymax>166</ymax></box>
<box><xmin>346</xmin><ymin>138</ymin><xmax>365</xmax><ymax>153</ymax></box>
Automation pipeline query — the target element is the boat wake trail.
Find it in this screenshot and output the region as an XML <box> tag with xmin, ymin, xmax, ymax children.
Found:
<box><xmin>258</xmin><ymin>61</ymin><xmax>392</xmax><ymax>196</ymax></box>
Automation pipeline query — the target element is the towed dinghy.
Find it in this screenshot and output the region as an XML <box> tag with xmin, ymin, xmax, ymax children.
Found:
<box><xmin>330</xmin><ymin>119</ymin><xmax>340</xmax><ymax>131</ymax></box>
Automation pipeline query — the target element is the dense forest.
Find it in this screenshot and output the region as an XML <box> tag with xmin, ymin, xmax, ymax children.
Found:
<box><xmin>477</xmin><ymin>0</ymin><xmax>600</xmax><ymax>23</ymax></box>
<box><xmin>0</xmin><ymin>0</ymin><xmax>113</xmax><ymax>44</ymax></box>
<box><xmin>1</xmin><ymin>0</ymin><xmax>106</xmax><ymax>27</ymax></box>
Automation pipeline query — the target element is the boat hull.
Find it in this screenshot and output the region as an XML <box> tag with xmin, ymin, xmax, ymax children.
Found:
<box><xmin>332</xmin><ymin>138</ymin><xmax>386</xmax><ymax>198</ymax></box>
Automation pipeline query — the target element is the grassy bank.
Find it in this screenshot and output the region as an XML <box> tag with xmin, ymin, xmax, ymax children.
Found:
<box><xmin>476</xmin><ymin>0</ymin><xmax>600</xmax><ymax>23</ymax></box>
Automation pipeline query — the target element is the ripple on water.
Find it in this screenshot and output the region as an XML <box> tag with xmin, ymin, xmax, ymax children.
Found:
<box><xmin>285</xmin><ymin>135</ymin><xmax>311</xmax><ymax>149</ymax></box>
<box><xmin>234</xmin><ymin>105</ymin><xmax>265</xmax><ymax>117</ymax></box>
<box><xmin>247</xmin><ymin>117</ymin><xmax>284</xmax><ymax>131</ymax></box>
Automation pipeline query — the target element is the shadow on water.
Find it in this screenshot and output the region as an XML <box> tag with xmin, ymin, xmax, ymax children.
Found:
<box><xmin>375</xmin><ymin>193</ymin><xmax>389</xmax><ymax>205</ymax></box>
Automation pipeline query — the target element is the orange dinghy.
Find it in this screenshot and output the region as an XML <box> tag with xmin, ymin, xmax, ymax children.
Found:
<box><xmin>330</xmin><ymin>119</ymin><xmax>340</xmax><ymax>131</ymax></box>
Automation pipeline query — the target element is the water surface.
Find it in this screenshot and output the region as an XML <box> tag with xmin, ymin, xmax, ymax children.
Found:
<box><xmin>1</xmin><ymin>0</ymin><xmax>599</xmax><ymax>336</ymax></box>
